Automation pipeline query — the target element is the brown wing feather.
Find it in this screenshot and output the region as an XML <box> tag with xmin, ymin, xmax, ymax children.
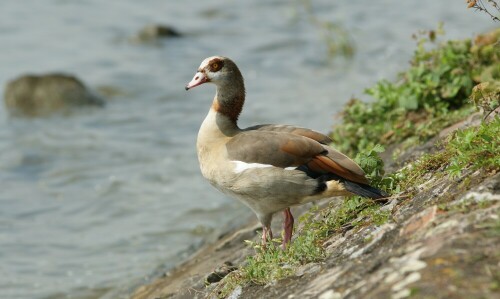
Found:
<box><xmin>312</xmin><ymin>155</ymin><xmax>369</xmax><ymax>184</ymax></box>
<box><xmin>226</xmin><ymin>131</ymin><xmax>325</xmax><ymax>167</ymax></box>
<box><xmin>244</xmin><ymin>124</ymin><xmax>332</xmax><ymax>144</ymax></box>
<box><xmin>227</xmin><ymin>130</ymin><xmax>369</xmax><ymax>184</ymax></box>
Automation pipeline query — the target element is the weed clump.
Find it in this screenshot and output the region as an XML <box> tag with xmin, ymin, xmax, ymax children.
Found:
<box><xmin>331</xmin><ymin>27</ymin><xmax>500</xmax><ymax>156</ymax></box>
<box><xmin>395</xmin><ymin>117</ymin><xmax>500</xmax><ymax>192</ymax></box>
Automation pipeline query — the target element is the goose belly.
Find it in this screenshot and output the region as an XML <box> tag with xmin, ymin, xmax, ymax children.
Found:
<box><xmin>212</xmin><ymin>163</ymin><xmax>319</xmax><ymax>213</ymax></box>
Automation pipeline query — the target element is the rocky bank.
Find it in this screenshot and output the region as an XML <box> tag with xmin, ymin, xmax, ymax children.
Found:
<box><xmin>129</xmin><ymin>112</ymin><xmax>499</xmax><ymax>299</ymax></box>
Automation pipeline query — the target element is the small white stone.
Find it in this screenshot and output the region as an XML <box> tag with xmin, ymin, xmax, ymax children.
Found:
<box><xmin>350</xmin><ymin>247</ymin><xmax>365</xmax><ymax>259</ymax></box>
<box><xmin>381</xmin><ymin>198</ymin><xmax>398</xmax><ymax>211</ymax></box>
<box><xmin>399</xmin><ymin>260</ymin><xmax>427</xmax><ymax>273</ymax></box>
<box><xmin>424</xmin><ymin>219</ymin><xmax>460</xmax><ymax>238</ymax></box>
<box><xmin>319</xmin><ymin>289</ymin><xmax>342</xmax><ymax>299</ymax></box>
<box><xmin>392</xmin><ymin>288</ymin><xmax>411</xmax><ymax>299</ymax></box>
<box><xmin>228</xmin><ymin>285</ymin><xmax>242</xmax><ymax>299</ymax></box>
<box><xmin>295</xmin><ymin>263</ymin><xmax>321</xmax><ymax>277</ymax></box>
<box><xmin>351</xmin><ymin>224</ymin><xmax>397</xmax><ymax>259</ymax></box>
<box><xmin>458</xmin><ymin>191</ymin><xmax>500</xmax><ymax>202</ymax></box>
<box><xmin>392</xmin><ymin>272</ymin><xmax>421</xmax><ymax>292</ymax></box>
<box><xmin>343</xmin><ymin>245</ymin><xmax>357</xmax><ymax>256</ymax></box>
<box><xmin>384</xmin><ymin>272</ymin><xmax>400</xmax><ymax>284</ymax></box>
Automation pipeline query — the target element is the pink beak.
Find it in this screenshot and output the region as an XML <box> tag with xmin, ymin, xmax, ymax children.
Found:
<box><xmin>185</xmin><ymin>72</ymin><xmax>207</xmax><ymax>90</ymax></box>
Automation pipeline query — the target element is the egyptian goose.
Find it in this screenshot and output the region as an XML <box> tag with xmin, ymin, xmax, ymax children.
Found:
<box><xmin>185</xmin><ymin>56</ymin><xmax>387</xmax><ymax>248</ymax></box>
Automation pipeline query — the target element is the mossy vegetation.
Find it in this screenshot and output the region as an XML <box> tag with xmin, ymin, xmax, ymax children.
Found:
<box><xmin>331</xmin><ymin>26</ymin><xmax>500</xmax><ymax>156</ymax></box>
<box><xmin>211</xmin><ymin>28</ymin><xmax>500</xmax><ymax>298</ymax></box>
<box><xmin>392</xmin><ymin>117</ymin><xmax>499</xmax><ymax>194</ymax></box>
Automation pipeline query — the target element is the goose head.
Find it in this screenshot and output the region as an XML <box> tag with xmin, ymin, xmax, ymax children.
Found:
<box><xmin>185</xmin><ymin>56</ymin><xmax>242</xmax><ymax>90</ymax></box>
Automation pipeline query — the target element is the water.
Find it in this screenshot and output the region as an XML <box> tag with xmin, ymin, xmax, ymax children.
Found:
<box><xmin>0</xmin><ymin>1</ymin><xmax>494</xmax><ymax>298</ymax></box>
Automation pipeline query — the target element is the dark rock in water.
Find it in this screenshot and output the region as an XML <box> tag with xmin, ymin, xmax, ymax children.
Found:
<box><xmin>133</xmin><ymin>24</ymin><xmax>181</xmax><ymax>43</ymax></box>
<box><xmin>4</xmin><ymin>73</ymin><xmax>104</xmax><ymax>117</ymax></box>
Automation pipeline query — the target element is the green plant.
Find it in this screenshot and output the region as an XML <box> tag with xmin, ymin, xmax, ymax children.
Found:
<box><xmin>331</xmin><ymin>27</ymin><xmax>500</xmax><ymax>157</ymax></box>
<box><xmin>388</xmin><ymin>116</ymin><xmax>499</xmax><ymax>192</ymax></box>
<box><xmin>470</xmin><ymin>81</ymin><xmax>500</xmax><ymax>118</ymax></box>
<box><xmin>446</xmin><ymin>116</ymin><xmax>500</xmax><ymax>178</ymax></box>
<box><xmin>354</xmin><ymin>144</ymin><xmax>401</xmax><ymax>193</ymax></box>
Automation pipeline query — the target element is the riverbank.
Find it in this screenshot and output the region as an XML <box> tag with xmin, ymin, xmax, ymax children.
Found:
<box><xmin>130</xmin><ymin>117</ymin><xmax>499</xmax><ymax>299</ymax></box>
<box><xmin>130</xmin><ymin>29</ymin><xmax>500</xmax><ymax>299</ymax></box>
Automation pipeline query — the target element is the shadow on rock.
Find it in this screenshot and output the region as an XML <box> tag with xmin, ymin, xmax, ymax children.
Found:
<box><xmin>4</xmin><ymin>73</ymin><xmax>104</xmax><ymax>117</ymax></box>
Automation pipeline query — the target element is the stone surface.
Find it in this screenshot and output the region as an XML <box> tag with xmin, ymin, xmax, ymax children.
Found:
<box><xmin>206</xmin><ymin>262</ymin><xmax>238</xmax><ymax>284</ymax></box>
<box><xmin>4</xmin><ymin>73</ymin><xmax>104</xmax><ymax>117</ymax></box>
<box><xmin>400</xmin><ymin>205</ymin><xmax>437</xmax><ymax>236</ymax></box>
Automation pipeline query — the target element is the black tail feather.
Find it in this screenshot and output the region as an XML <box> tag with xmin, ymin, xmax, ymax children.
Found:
<box><xmin>296</xmin><ymin>165</ymin><xmax>389</xmax><ymax>201</ymax></box>
<box><xmin>316</xmin><ymin>172</ymin><xmax>389</xmax><ymax>201</ymax></box>
<box><xmin>342</xmin><ymin>180</ymin><xmax>389</xmax><ymax>200</ymax></box>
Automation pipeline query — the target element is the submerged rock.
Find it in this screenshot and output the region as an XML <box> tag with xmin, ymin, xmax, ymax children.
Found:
<box><xmin>132</xmin><ymin>24</ymin><xmax>181</xmax><ymax>43</ymax></box>
<box><xmin>4</xmin><ymin>73</ymin><xmax>104</xmax><ymax>117</ymax></box>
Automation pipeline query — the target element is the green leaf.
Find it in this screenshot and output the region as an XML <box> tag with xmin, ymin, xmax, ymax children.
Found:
<box><xmin>372</xmin><ymin>144</ymin><xmax>385</xmax><ymax>153</ymax></box>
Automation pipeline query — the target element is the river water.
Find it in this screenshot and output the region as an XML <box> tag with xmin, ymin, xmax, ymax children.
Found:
<box><xmin>0</xmin><ymin>1</ymin><xmax>493</xmax><ymax>298</ymax></box>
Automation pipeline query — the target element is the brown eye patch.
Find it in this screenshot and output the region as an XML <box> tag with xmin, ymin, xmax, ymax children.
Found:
<box><xmin>208</xmin><ymin>59</ymin><xmax>224</xmax><ymax>72</ymax></box>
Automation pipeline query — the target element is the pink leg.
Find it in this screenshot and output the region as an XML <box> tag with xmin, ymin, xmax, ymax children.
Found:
<box><xmin>262</xmin><ymin>225</ymin><xmax>273</xmax><ymax>247</ymax></box>
<box><xmin>282</xmin><ymin>208</ymin><xmax>294</xmax><ymax>249</ymax></box>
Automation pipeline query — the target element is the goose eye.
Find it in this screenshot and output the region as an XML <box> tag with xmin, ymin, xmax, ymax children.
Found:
<box><xmin>210</xmin><ymin>61</ymin><xmax>223</xmax><ymax>72</ymax></box>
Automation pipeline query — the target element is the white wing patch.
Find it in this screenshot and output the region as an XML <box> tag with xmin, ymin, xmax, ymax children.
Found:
<box><xmin>231</xmin><ymin>161</ymin><xmax>298</xmax><ymax>174</ymax></box>
<box><xmin>232</xmin><ymin>161</ymin><xmax>274</xmax><ymax>174</ymax></box>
